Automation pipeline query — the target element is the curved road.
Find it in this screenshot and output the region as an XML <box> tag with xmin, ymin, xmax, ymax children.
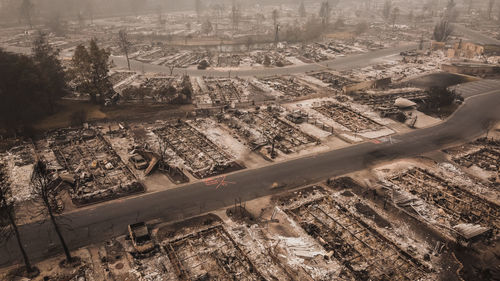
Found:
<box><xmin>1</xmin><ymin>84</ymin><xmax>499</xmax><ymax>267</ymax></box>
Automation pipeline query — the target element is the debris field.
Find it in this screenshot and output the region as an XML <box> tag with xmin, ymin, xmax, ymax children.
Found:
<box><xmin>308</xmin><ymin>71</ymin><xmax>357</xmax><ymax>91</ymax></box>
<box><xmin>349</xmin><ymin>88</ymin><xmax>430</xmax><ymax>118</ymax></box>
<box><xmin>222</xmin><ymin>108</ymin><xmax>320</xmax><ymax>155</ymax></box>
<box><xmin>313</xmin><ymin>102</ymin><xmax>384</xmax><ymax>133</ymax></box>
<box><xmin>153</xmin><ymin>121</ymin><xmax>242</xmax><ymax>179</ymax></box>
<box><xmin>449</xmin><ymin>138</ymin><xmax>499</xmax><ymax>174</ymax></box>
<box><xmin>285</xmin><ymin>195</ymin><xmax>428</xmax><ymax>280</ymax></box>
<box><xmin>259</xmin><ymin>76</ymin><xmax>316</xmax><ymax>99</ymax></box>
<box><xmin>46</xmin><ymin>128</ymin><xmax>144</xmax><ymax>205</ymax></box>
<box><xmin>164</xmin><ymin>224</ymin><xmax>264</xmax><ymax>280</ymax></box>
<box><xmin>387</xmin><ymin>167</ymin><xmax>500</xmax><ymax>234</ymax></box>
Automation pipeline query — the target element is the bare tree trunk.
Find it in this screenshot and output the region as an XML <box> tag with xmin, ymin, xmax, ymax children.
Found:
<box><xmin>125</xmin><ymin>51</ymin><xmax>131</xmax><ymax>70</ymax></box>
<box><xmin>8</xmin><ymin>210</ymin><xmax>34</xmax><ymax>272</ymax></box>
<box><xmin>47</xmin><ymin>206</ymin><xmax>72</xmax><ymax>262</ymax></box>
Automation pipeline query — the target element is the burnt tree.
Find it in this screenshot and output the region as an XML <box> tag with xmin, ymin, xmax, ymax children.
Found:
<box><xmin>117</xmin><ymin>29</ymin><xmax>132</xmax><ymax>70</ymax></box>
<box><xmin>31</xmin><ymin>160</ymin><xmax>73</xmax><ymax>263</ymax></box>
<box><xmin>0</xmin><ymin>165</ymin><xmax>38</xmax><ymax>276</ymax></box>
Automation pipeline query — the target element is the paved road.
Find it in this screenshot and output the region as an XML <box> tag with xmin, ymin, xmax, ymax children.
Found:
<box><xmin>111</xmin><ymin>44</ymin><xmax>416</xmax><ymax>77</ymax></box>
<box><xmin>1</xmin><ymin>83</ymin><xmax>499</xmax><ymax>267</ymax></box>
<box><xmin>450</xmin><ymin>79</ymin><xmax>500</xmax><ymax>98</ymax></box>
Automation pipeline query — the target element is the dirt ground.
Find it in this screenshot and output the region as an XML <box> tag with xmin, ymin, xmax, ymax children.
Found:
<box><xmin>33</xmin><ymin>100</ymin><xmax>194</xmax><ymax>133</ymax></box>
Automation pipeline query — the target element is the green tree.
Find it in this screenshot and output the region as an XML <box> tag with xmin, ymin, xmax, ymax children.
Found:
<box><xmin>426</xmin><ymin>86</ymin><xmax>457</xmax><ymax>112</ymax></box>
<box><xmin>71</xmin><ymin>45</ymin><xmax>92</xmax><ymax>98</ymax></box>
<box><xmin>71</xmin><ymin>39</ymin><xmax>113</xmax><ymax>104</ymax></box>
<box><xmin>0</xmin><ymin>50</ymin><xmax>59</xmax><ymax>134</ymax></box>
<box><xmin>32</xmin><ymin>31</ymin><xmax>67</xmax><ymax>114</ymax></box>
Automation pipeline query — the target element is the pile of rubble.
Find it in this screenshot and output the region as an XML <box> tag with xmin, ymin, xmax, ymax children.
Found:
<box><xmin>313</xmin><ymin>102</ymin><xmax>384</xmax><ymax>133</ymax></box>
<box><xmin>165</xmin><ymin>224</ymin><xmax>264</xmax><ymax>280</ymax></box>
<box><xmin>292</xmin><ymin>43</ymin><xmax>332</xmax><ymax>63</ymax></box>
<box><xmin>0</xmin><ymin>142</ymin><xmax>36</xmax><ymax>202</ymax></box>
<box><xmin>6</xmin><ymin>172</ymin><xmax>480</xmax><ymax>280</ymax></box>
<box><xmin>192</xmin><ymin>77</ymin><xmax>275</xmax><ymax>108</ymax></box>
<box><xmin>308</xmin><ymin>71</ymin><xmax>357</xmax><ymax>91</ymax></box>
<box><xmin>222</xmin><ymin>107</ymin><xmax>319</xmax><ymax>156</ymax></box>
<box><xmin>260</xmin><ymin>76</ymin><xmax>316</xmax><ymax>99</ymax></box>
<box><xmin>284</xmin><ymin>98</ymin><xmax>395</xmax><ymax>142</ymax></box>
<box><xmin>344</xmin><ymin>51</ymin><xmax>445</xmax><ymax>82</ymax></box>
<box><xmin>349</xmin><ymin>88</ymin><xmax>429</xmax><ymax>119</ymax></box>
<box><xmin>250</xmin><ymin>51</ymin><xmax>293</xmax><ymax>67</ymax></box>
<box><xmin>286</xmin><ymin>195</ymin><xmax>428</xmax><ymax>280</ymax></box>
<box><xmin>46</xmin><ymin>128</ymin><xmax>143</xmax><ymax>205</ymax></box>
<box><xmin>110</xmin><ymin>71</ymin><xmax>137</xmax><ymax>89</ymax></box>
<box><xmin>447</xmin><ymin>138</ymin><xmax>499</xmax><ymax>176</ymax></box>
<box><xmin>119</xmin><ymin>75</ymin><xmax>192</xmax><ymax>104</ymax></box>
<box><xmin>126</xmin><ymin>213</ymin><xmax>300</xmax><ymax>281</ymax></box>
<box><xmin>201</xmin><ymin>77</ymin><xmax>248</xmax><ymax>106</ymax></box>
<box><xmin>386</xmin><ymin>167</ymin><xmax>498</xmax><ymax>244</ymax></box>
<box><xmin>153</xmin><ymin>121</ymin><xmax>242</xmax><ymax>179</ymax></box>
<box><xmin>160</xmin><ymin>50</ymin><xmax>210</xmax><ymax>68</ymax></box>
<box><xmin>216</xmin><ymin>54</ymin><xmax>242</xmax><ymax>68</ymax></box>
<box><xmin>122</xmin><ymin>45</ymin><xmax>210</xmax><ymax>68</ymax></box>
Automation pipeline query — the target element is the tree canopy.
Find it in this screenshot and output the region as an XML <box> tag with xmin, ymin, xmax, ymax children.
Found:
<box><xmin>70</xmin><ymin>39</ymin><xmax>113</xmax><ymax>104</ymax></box>
<box><xmin>0</xmin><ymin>42</ymin><xmax>66</xmax><ymax>135</ymax></box>
<box><xmin>32</xmin><ymin>31</ymin><xmax>67</xmax><ymax>113</ymax></box>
